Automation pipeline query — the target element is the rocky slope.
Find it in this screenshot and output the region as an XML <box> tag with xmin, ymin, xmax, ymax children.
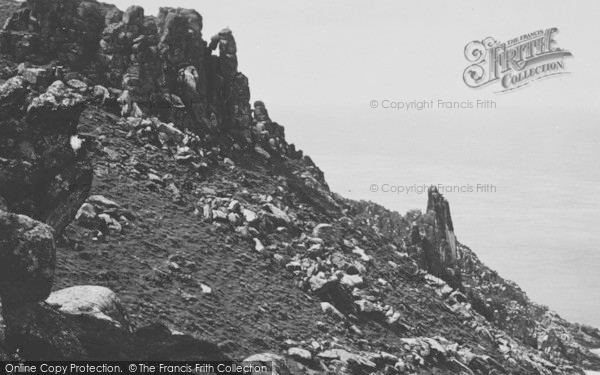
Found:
<box><xmin>0</xmin><ymin>0</ymin><xmax>599</xmax><ymax>374</ymax></box>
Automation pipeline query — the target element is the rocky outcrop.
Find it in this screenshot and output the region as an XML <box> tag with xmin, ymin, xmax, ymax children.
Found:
<box><xmin>99</xmin><ymin>5</ymin><xmax>162</xmax><ymax>109</ymax></box>
<box><xmin>0</xmin><ymin>0</ymin><xmax>255</xmax><ymax>136</ymax></box>
<box><xmin>0</xmin><ymin>52</ymin><xmax>230</xmax><ymax>361</ymax></box>
<box><xmin>1</xmin><ymin>1</ymin><xmax>599</xmax><ymax>372</ymax></box>
<box><xmin>0</xmin><ymin>75</ymin><xmax>94</xmax><ymax>358</ymax></box>
<box><xmin>207</xmin><ymin>28</ymin><xmax>252</xmax><ymax>132</ymax></box>
<box><xmin>0</xmin><ymin>0</ymin><xmax>115</xmax><ymax>69</ymax></box>
<box><xmin>156</xmin><ymin>7</ymin><xmax>207</xmax><ymax>129</ymax></box>
<box><xmin>0</xmin><ymin>0</ymin><xmax>309</xmax><ymax>184</ymax></box>
<box><xmin>409</xmin><ymin>186</ymin><xmax>461</xmax><ymax>288</ymax></box>
<box><xmin>423</xmin><ymin>187</ymin><xmax>457</xmax><ymax>263</ymax></box>
<box><xmin>0</xmin><ymin>77</ymin><xmax>93</xmax><ymax>235</ymax></box>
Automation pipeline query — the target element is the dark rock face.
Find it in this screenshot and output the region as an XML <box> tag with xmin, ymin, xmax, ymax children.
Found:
<box><xmin>0</xmin><ymin>26</ymin><xmax>97</xmax><ymax>356</ymax></box>
<box><xmin>133</xmin><ymin>323</ymin><xmax>230</xmax><ymax>361</ymax></box>
<box><xmin>157</xmin><ymin>7</ymin><xmax>207</xmax><ymax>129</ymax></box>
<box><xmin>98</xmin><ymin>5</ymin><xmax>162</xmax><ymax>106</ymax></box>
<box><xmin>0</xmin><ymin>0</ymin><xmax>114</xmax><ymax>69</ymax></box>
<box><xmin>422</xmin><ymin>186</ymin><xmax>460</xmax><ymax>285</ymax></box>
<box><xmin>0</xmin><ymin>0</ymin><xmax>20</xmax><ymax>28</ymax></box>
<box><xmin>0</xmin><ymin>211</ymin><xmax>58</xmax><ymax>359</ymax></box>
<box><xmin>408</xmin><ymin>187</ymin><xmax>461</xmax><ymax>288</ymax></box>
<box><xmin>0</xmin><ymin>25</ymin><xmax>236</xmax><ymax>357</ymax></box>
<box><xmin>0</xmin><ymin>0</ymin><xmax>304</xmax><ymax>176</ymax></box>
<box><xmin>0</xmin><ymin>0</ymin><xmax>255</xmax><ymax>134</ymax></box>
<box><xmin>207</xmin><ymin>28</ymin><xmax>252</xmax><ymax>132</ymax></box>
<box><xmin>0</xmin><ymin>76</ymin><xmax>94</xmax><ymax>359</ymax></box>
<box><xmin>254</xmin><ymin>100</ymin><xmax>285</xmax><ymax>140</ymax></box>
<box><xmin>0</xmin><ymin>211</ymin><xmax>56</xmax><ymax>307</ymax></box>
<box><xmin>0</xmin><ymin>78</ymin><xmax>93</xmax><ymax>235</ymax></box>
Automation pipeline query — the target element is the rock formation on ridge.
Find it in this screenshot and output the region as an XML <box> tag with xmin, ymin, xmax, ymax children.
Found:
<box><xmin>411</xmin><ymin>186</ymin><xmax>461</xmax><ymax>288</ymax></box>
<box><xmin>0</xmin><ymin>0</ymin><xmax>599</xmax><ymax>373</ymax></box>
<box><xmin>0</xmin><ymin>1</ymin><xmax>254</xmax><ymax>136</ymax></box>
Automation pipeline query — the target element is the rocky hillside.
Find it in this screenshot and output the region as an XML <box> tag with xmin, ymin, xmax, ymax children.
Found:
<box><xmin>0</xmin><ymin>1</ymin><xmax>599</xmax><ymax>374</ymax></box>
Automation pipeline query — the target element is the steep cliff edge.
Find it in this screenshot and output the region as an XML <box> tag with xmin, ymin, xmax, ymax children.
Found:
<box><xmin>0</xmin><ymin>1</ymin><xmax>599</xmax><ymax>374</ymax></box>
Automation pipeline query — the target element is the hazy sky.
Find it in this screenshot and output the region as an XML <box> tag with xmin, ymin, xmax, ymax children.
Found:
<box><xmin>109</xmin><ymin>0</ymin><xmax>600</xmax><ymax>325</ymax></box>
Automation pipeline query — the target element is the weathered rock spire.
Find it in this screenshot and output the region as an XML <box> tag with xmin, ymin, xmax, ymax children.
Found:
<box><xmin>410</xmin><ymin>186</ymin><xmax>461</xmax><ymax>288</ymax></box>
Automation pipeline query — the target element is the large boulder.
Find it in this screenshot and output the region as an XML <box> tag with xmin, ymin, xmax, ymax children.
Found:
<box><xmin>46</xmin><ymin>286</ymin><xmax>130</xmax><ymax>330</ymax></box>
<box><xmin>0</xmin><ymin>211</ymin><xmax>55</xmax><ymax>306</ymax></box>
<box><xmin>0</xmin><ymin>210</ymin><xmax>59</xmax><ymax>358</ymax></box>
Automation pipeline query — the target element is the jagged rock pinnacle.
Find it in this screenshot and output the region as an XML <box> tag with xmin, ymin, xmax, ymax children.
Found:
<box><xmin>408</xmin><ymin>186</ymin><xmax>461</xmax><ymax>288</ymax></box>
